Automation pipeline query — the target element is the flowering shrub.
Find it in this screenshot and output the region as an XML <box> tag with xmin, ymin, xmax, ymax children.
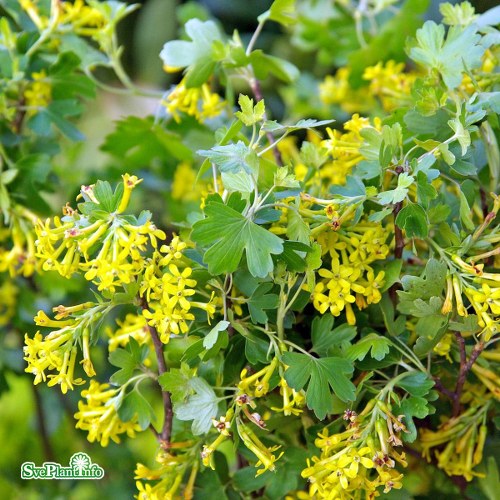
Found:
<box><xmin>1</xmin><ymin>0</ymin><xmax>500</xmax><ymax>498</ymax></box>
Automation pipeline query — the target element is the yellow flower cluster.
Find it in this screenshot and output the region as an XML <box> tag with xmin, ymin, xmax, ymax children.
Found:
<box><xmin>74</xmin><ymin>381</ymin><xmax>142</xmax><ymax>447</ymax></box>
<box><xmin>24</xmin><ymin>70</ymin><xmax>52</xmax><ymax>115</ymax></box>
<box><xmin>237</xmin><ymin>357</ymin><xmax>306</xmax><ymax>415</ymax></box>
<box><xmin>107</xmin><ymin>313</ymin><xmax>150</xmax><ymax>352</ymax></box>
<box><xmin>24</xmin><ymin>303</ymin><xmax>100</xmax><ymax>392</ymax></box>
<box><xmin>461</xmin><ymin>49</ymin><xmax>498</xmax><ymax>94</ymax></box>
<box><xmin>0</xmin><ymin>206</ymin><xmax>38</xmax><ymax>277</ymax></box>
<box><xmin>319</xmin><ymin>68</ymin><xmax>374</xmax><ymax>114</ymax></box>
<box><xmin>444</xmin><ymin>254</ymin><xmax>500</xmax><ymax>341</ymax></box>
<box><xmin>362</xmin><ymin>60</ymin><xmax>417</xmax><ymax>112</ymax></box>
<box><xmin>140</xmin><ymin>235</ymin><xmax>215</xmax><ymax>343</ymax></box>
<box><xmin>20</xmin><ymin>0</ymin><xmax>105</xmax><ymax>35</ymax></box>
<box><xmin>420</xmin><ymin>401</ymin><xmax>490</xmax><ymax>481</ymax></box>
<box><xmin>60</xmin><ymin>0</ymin><xmax>106</xmax><ymax>36</ymax></box>
<box><xmin>465</xmin><ymin>282</ymin><xmax>500</xmax><ymax>341</ymax></box>
<box><xmin>170</xmin><ymin>161</ymin><xmax>210</xmax><ymax>203</ymax></box>
<box><xmin>163</xmin><ymin>79</ymin><xmax>225</xmax><ymax>123</ymax></box>
<box><xmin>236</xmin><ymin>418</ymin><xmax>284</xmax><ymax>476</ymax></box>
<box><xmin>35</xmin><ymin>175</ymin><xmax>165</xmax><ymax>290</ymax></box>
<box><xmin>320</xmin><ymin>114</ymin><xmax>381</xmax><ymax>186</ymax></box>
<box><xmin>312</xmin><ymin>222</ymin><xmax>390</xmax><ymax>324</ymax></box>
<box><xmin>303</xmin><ymin>401</ymin><xmax>407</xmax><ymax>499</ymax></box>
<box><xmin>320</xmin><ymin>61</ymin><xmax>418</xmax><ymax>114</ymax></box>
<box><xmin>135</xmin><ymin>447</ymin><xmax>198</xmax><ymax>500</ymax></box>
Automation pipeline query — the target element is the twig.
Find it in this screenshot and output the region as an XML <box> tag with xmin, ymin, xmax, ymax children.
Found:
<box><xmin>389</xmin><ymin>166</ymin><xmax>405</xmax><ymax>304</ymax></box>
<box><xmin>452</xmin><ymin>332</ymin><xmax>484</xmax><ymax>417</ymax></box>
<box><xmin>432</xmin><ymin>376</ymin><xmax>455</xmax><ymax>401</ymax></box>
<box><xmin>248</xmin><ymin>77</ymin><xmax>283</xmax><ymax>166</ymax></box>
<box><xmin>140</xmin><ymin>297</ymin><xmax>173</xmax><ymax>446</ymax></box>
<box><xmin>32</xmin><ymin>384</ymin><xmax>55</xmax><ymax>462</ymax></box>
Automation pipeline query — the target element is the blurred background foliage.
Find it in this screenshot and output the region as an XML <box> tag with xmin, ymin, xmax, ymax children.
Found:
<box><xmin>0</xmin><ymin>1</ymin><xmax>498</xmax><ymax>499</ymax></box>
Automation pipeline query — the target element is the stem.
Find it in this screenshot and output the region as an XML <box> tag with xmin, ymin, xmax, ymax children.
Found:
<box><xmin>283</xmin><ymin>275</ymin><xmax>307</xmax><ymax>315</ymax></box>
<box><xmin>452</xmin><ymin>332</ymin><xmax>485</xmax><ymax>417</ymax></box>
<box><xmin>212</xmin><ymin>163</ymin><xmax>219</xmax><ymax>193</ymax></box>
<box><xmin>432</xmin><ymin>376</ymin><xmax>455</xmax><ymax>401</ymax></box>
<box><xmin>140</xmin><ymin>297</ymin><xmax>173</xmax><ymax>445</ymax></box>
<box><xmin>248</xmin><ymin>77</ymin><xmax>283</xmax><ymax>165</ymax></box>
<box><xmin>246</xmin><ymin>19</ymin><xmax>266</xmax><ymax>56</ymax></box>
<box><xmin>389</xmin><ymin>166</ymin><xmax>405</xmax><ymax>304</ymax></box>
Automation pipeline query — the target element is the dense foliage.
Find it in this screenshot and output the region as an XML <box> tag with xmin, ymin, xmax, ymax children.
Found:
<box><xmin>1</xmin><ymin>0</ymin><xmax>500</xmax><ymax>499</ymax></box>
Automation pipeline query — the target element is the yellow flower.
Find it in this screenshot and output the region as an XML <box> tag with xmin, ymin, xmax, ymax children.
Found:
<box><xmin>171</xmin><ymin>162</ymin><xmax>198</xmax><ymax>201</ymax></box>
<box><xmin>363</xmin><ymin>60</ymin><xmax>417</xmax><ymax>111</ymax></box>
<box><xmin>60</xmin><ymin>0</ymin><xmax>106</xmax><ymax>36</ymax></box>
<box><xmin>24</xmin><ymin>71</ymin><xmax>51</xmax><ymax>115</ymax></box>
<box><xmin>319</xmin><ymin>68</ymin><xmax>375</xmax><ymax>114</ymax></box>
<box><xmin>162</xmin><ymin>79</ymin><xmax>225</xmax><ymax>123</ymax></box>
<box><xmin>107</xmin><ymin>314</ymin><xmax>150</xmax><ymax>352</ymax></box>
<box><xmin>420</xmin><ymin>401</ymin><xmax>491</xmax><ymax>481</ymax></box>
<box><xmin>0</xmin><ymin>207</ymin><xmax>38</xmax><ymax>277</ymax></box>
<box><xmin>24</xmin><ymin>328</ymin><xmax>84</xmax><ymax>391</ymax></box>
<box><xmin>237</xmin><ymin>420</ymin><xmax>284</xmax><ymax>476</ymax></box>
<box><xmin>35</xmin><ymin>176</ymin><xmax>165</xmax><ymax>289</ymax></box>
<box><xmin>74</xmin><ymin>381</ymin><xmax>142</xmax><ymax>446</ymax></box>
<box><xmin>433</xmin><ymin>333</ymin><xmax>454</xmax><ymax>361</ymax></box>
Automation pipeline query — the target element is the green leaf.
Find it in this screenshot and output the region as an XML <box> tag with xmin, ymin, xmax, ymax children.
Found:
<box><xmin>159</xmin><ymin>363</ymin><xmax>197</xmax><ymax>404</ymax></box>
<box><xmin>440</xmin><ymin>1</ymin><xmax>478</xmax><ymax>26</ymax></box>
<box><xmin>101</xmin><ymin>116</ymin><xmax>192</xmax><ymax>167</ymax></box>
<box><xmin>414</xmin><ymin>314</ymin><xmax>449</xmax><ymax>357</ymax></box>
<box><xmin>438</xmin><ymin>143</ymin><xmax>456</xmax><ymax>165</ymax></box>
<box><xmin>198</xmin><ymin>141</ymin><xmax>258</xmax><ymax>175</ymax></box>
<box><xmin>311</xmin><ymin>318</ymin><xmax>356</xmax><ymax>358</ymax></box>
<box><xmin>458</xmin><ymin>187</ymin><xmax>475</xmax><ymax>230</ymax></box>
<box><xmin>108</xmin><ymin>338</ymin><xmax>148</xmax><ymax>386</ymax></box>
<box><xmin>267</xmin><ymin>0</ymin><xmax>296</xmax><ymax>26</ymax></box>
<box><xmin>346</xmin><ymin>333</ymin><xmax>391</xmax><ymax>362</ymax></box>
<box><xmin>118</xmin><ymin>390</ymin><xmax>155</xmax><ymax>430</ymax></box>
<box><xmin>408</xmin><ymin>21</ymin><xmax>485</xmax><ymax>88</ymax></box>
<box><xmin>395</xmin><ymin>202</ymin><xmax>429</xmax><ymax>238</ymax></box>
<box><xmin>221</xmin><ymin>171</ymin><xmax>255</xmax><ymax>194</ymax></box>
<box><xmin>235</xmin><ymin>94</ymin><xmax>266</xmax><ymax>126</ymax></box>
<box><xmin>251</xmin><ymin>52</ymin><xmax>300</xmax><ymax>83</ymax></box>
<box><xmin>282</xmin><ymin>352</ymin><xmax>355</xmax><ymax>419</ymax></box>
<box><xmin>191</xmin><ymin>197</ymin><xmax>284</xmax><ymax>278</ymax></box>
<box><xmin>379</xmin><ymin>259</ymin><xmax>403</xmax><ymax>293</ymax></box>
<box><xmin>286</xmin><ymin>206</ymin><xmax>310</xmax><ymax>244</ymax></box>
<box><xmin>248</xmin><ymin>283</ymin><xmax>279</xmax><ymax>324</ymax></box>
<box><xmin>262</xmin><ymin>118</ymin><xmax>333</xmax><ymax>134</ymax></box>
<box><xmin>448</xmin><ymin>117</ymin><xmax>471</xmax><ymax>156</ymax></box>
<box><xmin>397</xmin><ymin>259</ymin><xmax>447</xmax><ymax>313</ymax></box>
<box><xmin>160</xmin><ymin>18</ymin><xmax>222</xmax><ymax>78</ymax></box>
<box><xmin>398</xmin><ymin>396</ymin><xmax>433</xmax><ymax>442</ymax></box>
<box><xmin>396</xmin><ymin>372</ymin><xmax>435</xmax><ymax>397</ymax></box>
<box><xmin>0</xmin><ymin>169</ymin><xmax>18</xmax><ymax>185</ymax></box>
<box><xmin>274</xmin><ymin>167</ymin><xmax>300</xmax><ymax>188</ymax></box>
<box><xmin>204</xmin><ymin>320</ymin><xmax>230</xmax><ymax>349</ymax></box>
<box><xmin>416</xmin><ymin>171</ymin><xmax>438</xmax><ymax>207</ymax></box>
<box><xmin>479</xmin><ymin>456</ymin><xmax>500</xmax><ymax>500</ymax></box>
<box><xmin>377</xmin><ymin>174</ymin><xmax>414</xmax><ymax>205</ymax></box>
<box><xmin>410</xmin><ymin>296</ymin><xmax>443</xmax><ymax>317</ymax></box>
<box><xmin>175</xmin><ymin>377</ymin><xmax>220</xmax><ymax>435</ymax></box>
